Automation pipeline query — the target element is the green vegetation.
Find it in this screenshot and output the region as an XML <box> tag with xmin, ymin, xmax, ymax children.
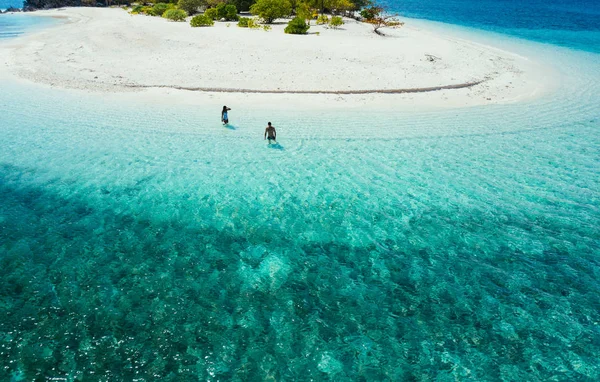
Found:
<box><xmin>302</xmin><ymin>0</ymin><xmax>353</xmax><ymax>14</ymax></box>
<box><xmin>149</xmin><ymin>2</ymin><xmax>169</xmax><ymax>16</ymax></box>
<box><xmin>228</xmin><ymin>0</ymin><xmax>254</xmax><ymax>11</ymax></box>
<box><xmin>190</xmin><ymin>13</ymin><xmax>215</xmax><ymax>26</ymax></box>
<box><xmin>360</xmin><ymin>5</ymin><xmax>403</xmax><ymax>35</ymax></box>
<box><xmin>216</xmin><ymin>3</ymin><xmax>239</xmax><ymax>20</ymax></box>
<box><xmin>316</xmin><ymin>14</ymin><xmax>328</xmax><ymax>25</ymax></box>
<box><xmin>329</xmin><ymin>0</ymin><xmax>353</xmax><ymax>12</ymax></box>
<box><xmin>130</xmin><ymin>4</ymin><xmax>144</xmax><ymax>13</ymax></box>
<box><xmin>204</xmin><ymin>7</ymin><xmax>218</xmax><ymax>19</ymax></box>
<box><xmin>134</xmin><ymin>6</ymin><xmax>149</xmax><ymax>15</ymax></box>
<box><xmin>295</xmin><ymin>2</ymin><xmax>313</xmax><ymax>23</ymax></box>
<box><xmin>284</xmin><ymin>16</ymin><xmax>309</xmax><ymax>34</ymax></box>
<box><xmin>23</xmin><ymin>0</ymin><xmax>363</xmax><ymax>14</ymax></box>
<box><xmin>122</xmin><ymin>0</ymin><xmax>377</xmax><ymax>36</ymax></box>
<box><xmin>329</xmin><ymin>15</ymin><xmax>343</xmax><ymax>28</ymax></box>
<box><xmin>237</xmin><ymin>17</ymin><xmax>261</xmax><ymax>28</ymax></box>
<box><xmin>163</xmin><ymin>8</ymin><xmax>188</xmax><ymax>20</ymax></box>
<box><xmin>359</xmin><ymin>5</ymin><xmax>378</xmax><ymax>20</ymax></box>
<box><xmin>250</xmin><ymin>0</ymin><xmax>292</xmax><ymax>24</ymax></box>
<box><xmin>177</xmin><ymin>0</ymin><xmax>204</xmax><ymax>15</ymax></box>
<box><xmin>347</xmin><ymin>0</ymin><xmax>368</xmax><ymax>10</ymax></box>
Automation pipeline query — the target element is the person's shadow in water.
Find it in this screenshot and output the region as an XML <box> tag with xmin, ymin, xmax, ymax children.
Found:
<box><xmin>268</xmin><ymin>142</ymin><xmax>284</xmax><ymax>150</ymax></box>
<box><xmin>224</xmin><ymin>124</ymin><xmax>237</xmax><ymax>130</ymax></box>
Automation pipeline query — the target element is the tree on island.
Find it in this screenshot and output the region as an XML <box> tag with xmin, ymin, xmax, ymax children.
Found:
<box><xmin>178</xmin><ymin>0</ymin><xmax>205</xmax><ymax>15</ymax></box>
<box><xmin>301</xmin><ymin>0</ymin><xmax>352</xmax><ymax>16</ymax></box>
<box><xmin>228</xmin><ymin>0</ymin><xmax>254</xmax><ymax>12</ymax></box>
<box><xmin>250</xmin><ymin>0</ymin><xmax>292</xmax><ymax>23</ymax></box>
<box><xmin>360</xmin><ymin>4</ymin><xmax>403</xmax><ymax>35</ymax></box>
<box><xmin>294</xmin><ymin>2</ymin><xmax>314</xmax><ymax>24</ymax></box>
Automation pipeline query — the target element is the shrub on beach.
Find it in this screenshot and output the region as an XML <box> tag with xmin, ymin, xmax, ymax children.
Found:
<box><xmin>190</xmin><ymin>13</ymin><xmax>215</xmax><ymax>26</ymax></box>
<box><xmin>284</xmin><ymin>16</ymin><xmax>309</xmax><ymax>34</ymax></box>
<box><xmin>237</xmin><ymin>16</ymin><xmax>260</xmax><ymax>28</ymax></box>
<box><xmin>329</xmin><ymin>15</ymin><xmax>343</xmax><ymax>28</ymax></box>
<box><xmin>316</xmin><ymin>14</ymin><xmax>328</xmax><ymax>25</ymax></box>
<box><xmin>250</xmin><ymin>0</ymin><xmax>292</xmax><ymax>24</ymax></box>
<box><xmin>163</xmin><ymin>8</ymin><xmax>188</xmax><ymax>20</ymax></box>
<box><xmin>148</xmin><ymin>2</ymin><xmax>169</xmax><ymax>16</ymax></box>
<box><xmin>130</xmin><ymin>4</ymin><xmax>144</xmax><ymax>13</ymax></box>
<box><xmin>204</xmin><ymin>7</ymin><xmax>218</xmax><ymax>19</ymax></box>
<box><xmin>177</xmin><ymin>0</ymin><xmax>204</xmax><ymax>15</ymax></box>
<box><xmin>216</xmin><ymin>3</ymin><xmax>239</xmax><ymax>21</ymax></box>
<box><xmin>226</xmin><ymin>4</ymin><xmax>239</xmax><ymax>20</ymax></box>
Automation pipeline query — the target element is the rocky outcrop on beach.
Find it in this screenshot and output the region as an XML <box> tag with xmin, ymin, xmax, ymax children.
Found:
<box><xmin>3</xmin><ymin>6</ymin><xmax>23</xmax><ymax>12</ymax></box>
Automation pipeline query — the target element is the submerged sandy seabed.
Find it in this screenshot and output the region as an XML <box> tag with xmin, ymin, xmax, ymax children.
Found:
<box><xmin>0</xmin><ymin>8</ymin><xmax>556</xmax><ymax>110</ymax></box>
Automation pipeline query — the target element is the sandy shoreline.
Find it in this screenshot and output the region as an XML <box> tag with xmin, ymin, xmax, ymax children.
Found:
<box><xmin>121</xmin><ymin>80</ymin><xmax>485</xmax><ymax>94</ymax></box>
<box><xmin>0</xmin><ymin>8</ymin><xmax>556</xmax><ymax>110</ymax></box>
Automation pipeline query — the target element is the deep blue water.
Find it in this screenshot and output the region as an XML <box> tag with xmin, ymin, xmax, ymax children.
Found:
<box><xmin>387</xmin><ymin>0</ymin><xmax>600</xmax><ymax>52</ymax></box>
<box><xmin>0</xmin><ymin>0</ymin><xmax>22</xmax><ymax>10</ymax></box>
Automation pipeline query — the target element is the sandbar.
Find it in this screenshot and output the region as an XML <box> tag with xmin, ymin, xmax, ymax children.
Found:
<box><xmin>0</xmin><ymin>8</ymin><xmax>556</xmax><ymax>110</ymax></box>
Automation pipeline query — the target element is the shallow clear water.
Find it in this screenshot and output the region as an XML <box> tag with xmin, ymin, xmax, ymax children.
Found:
<box><xmin>0</xmin><ymin>13</ymin><xmax>55</xmax><ymax>38</ymax></box>
<box><xmin>1</xmin><ymin>10</ymin><xmax>600</xmax><ymax>382</ymax></box>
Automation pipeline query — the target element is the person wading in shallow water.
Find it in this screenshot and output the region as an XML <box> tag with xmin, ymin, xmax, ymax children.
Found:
<box><xmin>264</xmin><ymin>122</ymin><xmax>276</xmax><ymax>144</ymax></box>
<box><xmin>221</xmin><ymin>105</ymin><xmax>231</xmax><ymax>124</ymax></box>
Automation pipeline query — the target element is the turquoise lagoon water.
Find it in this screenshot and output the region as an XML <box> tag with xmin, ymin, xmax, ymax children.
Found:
<box><xmin>1</xmin><ymin>10</ymin><xmax>600</xmax><ymax>382</ymax></box>
<box><xmin>0</xmin><ymin>13</ymin><xmax>55</xmax><ymax>38</ymax></box>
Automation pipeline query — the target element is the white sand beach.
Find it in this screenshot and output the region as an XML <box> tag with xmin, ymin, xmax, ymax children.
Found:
<box><xmin>0</xmin><ymin>7</ymin><xmax>555</xmax><ymax>110</ymax></box>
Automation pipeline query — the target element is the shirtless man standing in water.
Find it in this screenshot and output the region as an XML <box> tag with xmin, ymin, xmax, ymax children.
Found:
<box><xmin>264</xmin><ymin>122</ymin><xmax>276</xmax><ymax>144</ymax></box>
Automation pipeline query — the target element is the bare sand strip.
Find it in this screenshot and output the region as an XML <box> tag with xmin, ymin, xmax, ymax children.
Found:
<box><xmin>123</xmin><ymin>81</ymin><xmax>484</xmax><ymax>94</ymax></box>
<box><xmin>0</xmin><ymin>8</ymin><xmax>556</xmax><ymax>110</ymax></box>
